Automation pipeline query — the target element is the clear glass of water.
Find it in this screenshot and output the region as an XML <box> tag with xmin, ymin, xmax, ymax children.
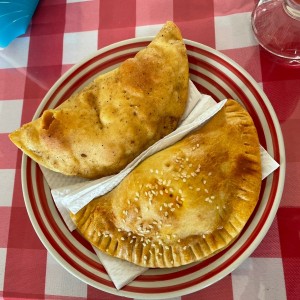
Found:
<box><xmin>251</xmin><ymin>0</ymin><xmax>300</xmax><ymax>66</ymax></box>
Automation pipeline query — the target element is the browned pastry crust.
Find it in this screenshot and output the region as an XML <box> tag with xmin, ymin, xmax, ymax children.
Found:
<box><xmin>70</xmin><ymin>100</ymin><xmax>262</xmax><ymax>268</ymax></box>
<box><xmin>9</xmin><ymin>21</ymin><xmax>189</xmax><ymax>179</ymax></box>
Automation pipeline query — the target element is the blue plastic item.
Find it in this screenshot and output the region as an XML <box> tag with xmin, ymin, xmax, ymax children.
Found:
<box><xmin>0</xmin><ymin>0</ymin><xmax>39</xmax><ymax>48</ymax></box>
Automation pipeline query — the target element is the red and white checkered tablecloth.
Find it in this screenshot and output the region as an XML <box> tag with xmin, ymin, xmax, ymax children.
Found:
<box><xmin>0</xmin><ymin>0</ymin><xmax>299</xmax><ymax>299</ymax></box>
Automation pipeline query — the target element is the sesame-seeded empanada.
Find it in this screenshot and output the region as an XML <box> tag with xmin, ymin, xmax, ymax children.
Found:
<box><xmin>9</xmin><ymin>21</ymin><xmax>189</xmax><ymax>179</ymax></box>
<box><xmin>70</xmin><ymin>100</ymin><xmax>262</xmax><ymax>268</ymax></box>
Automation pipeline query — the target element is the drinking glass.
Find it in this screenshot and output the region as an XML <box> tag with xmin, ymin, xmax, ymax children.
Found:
<box><xmin>251</xmin><ymin>0</ymin><xmax>300</xmax><ymax>66</ymax></box>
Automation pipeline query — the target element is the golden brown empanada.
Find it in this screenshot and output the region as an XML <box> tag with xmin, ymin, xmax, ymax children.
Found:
<box><xmin>9</xmin><ymin>21</ymin><xmax>189</xmax><ymax>179</ymax></box>
<box><xmin>70</xmin><ymin>100</ymin><xmax>262</xmax><ymax>268</ymax></box>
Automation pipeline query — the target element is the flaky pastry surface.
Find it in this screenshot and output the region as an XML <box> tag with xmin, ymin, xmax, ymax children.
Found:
<box><xmin>70</xmin><ymin>100</ymin><xmax>262</xmax><ymax>268</ymax></box>
<box><xmin>9</xmin><ymin>21</ymin><xmax>189</xmax><ymax>179</ymax></box>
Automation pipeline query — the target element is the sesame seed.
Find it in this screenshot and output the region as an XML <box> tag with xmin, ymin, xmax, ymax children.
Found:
<box><xmin>158</xmin><ymin>253</ymin><xmax>163</xmax><ymax>256</ymax></box>
<box><xmin>127</xmin><ymin>200</ymin><xmax>131</xmax><ymax>205</ymax></box>
<box><xmin>197</xmin><ymin>143</ymin><xmax>200</xmax><ymax>148</ymax></box>
<box><xmin>189</xmin><ymin>186</ymin><xmax>193</xmax><ymax>190</ymax></box>
<box><xmin>143</xmin><ymin>243</ymin><xmax>146</xmax><ymax>246</ymax></box>
<box><xmin>164</xmin><ymin>189</ymin><xmax>169</xmax><ymax>194</ymax></box>
<box><xmin>144</xmin><ymin>255</ymin><xmax>147</xmax><ymax>260</ymax></box>
<box><xmin>183</xmin><ymin>246</ymin><xmax>187</xmax><ymax>250</ymax></box>
<box><xmin>202</xmin><ymin>234</ymin><xmax>206</xmax><ymax>239</ymax></box>
<box><xmin>164</xmin><ymin>212</ymin><xmax>169</xmax><ymax>217</ymax></box>
<box><xmin>134</xmin><ymin>197</ymin><xmax>139</xmax><ymax>201</ymax></box>
<box><xmin>121</xmin><ymin>237</ymin><xmax>125</xmax><ymax>241</ymax></box>
<box><xmin>177</xmin><ymin>239</ymin><xmax>181</xmax><ymax>243</ymax></box>
<box><xmin>167</xmin><ymin>235</ymin><xmax>171</xmax><ymax>239</ymax></box>
<box><xmin>205</xmin><ymin>197</ymin><xmax>210</xmax><ymax>202</ymax></box>
<box><xmin>117</xmin><ymin>228</ymin><xmax>122</xmax><ymax>232</ymax></box>
<box><xmin>203</xmin><ymin>180</ymin><xmax>207</xmax><ymax>184</ymax></box>
<box><xmin>163</xmin><ymin>203</ymin><xmax>168</xmax><ymax>207</ymax></box>
<box><xmin>150</xmin><ymin>169</ymin><xmax>153</xmax><ymax>173</ymax></box>
<box><xmin>159</xmin><ymin>190</ymin><xmax>164</xmax><ymax>195</ymax></box>
<box><xmin>192</xmin><ymin>146</ymin><xmax>196</xmax><ymax>151</ymax></box>
<box><xmin>210</xmin><ymin>196</ymin><xmax>215</xmax><ymax>199</ymax></box>
<box><xmin>134</xmin><ymin>208</ymin><xmax>139</xmax><ymax>213</ymax></box>
<box><xmin>205</xmin><ymin>189</ymin><xmax>209</xmax><ymax>193</ymax></box>
<box><xmin>135</xmin><ymin>192</ymin><xmax>140</xmax><ymax>197</ymax></box>
<box><xmin>196</xmin><ymin>188</ymin><xmax>201</xmax><ymax>191</ymax></box>
<box><xmin>189</xmin><ymin>163</ymin><xmax>193</xmax><ymax>168</ymax></box>
<box><xmin>171</xmin><ymin>208</ymin><xmax>175</xmax><ymax>212</ymax></box>
<box><xmin>155</xmin><ymin>169</ymin><xmax>159</xmax><ymax>174</ymax></box>
<box><xmin>216</xmin><ymin>206</ymin><xmax>220</xmax><ymax>210</ymax></box>
<box><xmin>130</xmin><ymin>240</ymin><xmax>134</xmax><ymax>244</ymax></box>
<box><xmin>183</xmin><ymin>178</ymin><xmax>187</xmax><ymax>182</ymax></box>
<box><xmin>165</xmin><ymin>246</ymin><xmax>170</xmax><ymax>250</ymax></box>
<box><xmin>208</xmin><ymin>172</ymin><xmax>212</xmax><ymax>176</ymax></box>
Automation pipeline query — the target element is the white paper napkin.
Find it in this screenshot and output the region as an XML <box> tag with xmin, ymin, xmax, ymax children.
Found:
<box><xmin>41</xmin><ymin>80</ymin><xmax>280</xmax><ymax>289</ymax></box>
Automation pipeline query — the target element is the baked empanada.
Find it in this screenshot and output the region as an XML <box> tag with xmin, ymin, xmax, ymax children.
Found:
<box><xmin>9</xmin><ymin>21</ymin><xmax>189</xmax><ymax>179</ymax></box>
<box><xmin>70</xmin><ymin>100</ymin><xmax>262</xmax><ymax>268</ymax></box>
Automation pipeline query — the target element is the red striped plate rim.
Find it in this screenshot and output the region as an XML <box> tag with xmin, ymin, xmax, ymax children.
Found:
<box><xmin>22</xmin><ymin>38</ymin><xmax>285</xmax><ymax>298</ymax></box>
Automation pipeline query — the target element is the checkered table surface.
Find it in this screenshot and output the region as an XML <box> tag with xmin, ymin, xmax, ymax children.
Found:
<box><xmin>0</xmin><ymin>0</ymin><xmax>299</xmax><ymax>299</ymax></box>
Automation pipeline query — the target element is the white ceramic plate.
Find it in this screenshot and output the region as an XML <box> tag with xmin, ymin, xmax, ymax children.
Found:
<box><xmin>22</xmin><ymin>38</ymin><xmax>285</xmax><ymax>299</ymax></box>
